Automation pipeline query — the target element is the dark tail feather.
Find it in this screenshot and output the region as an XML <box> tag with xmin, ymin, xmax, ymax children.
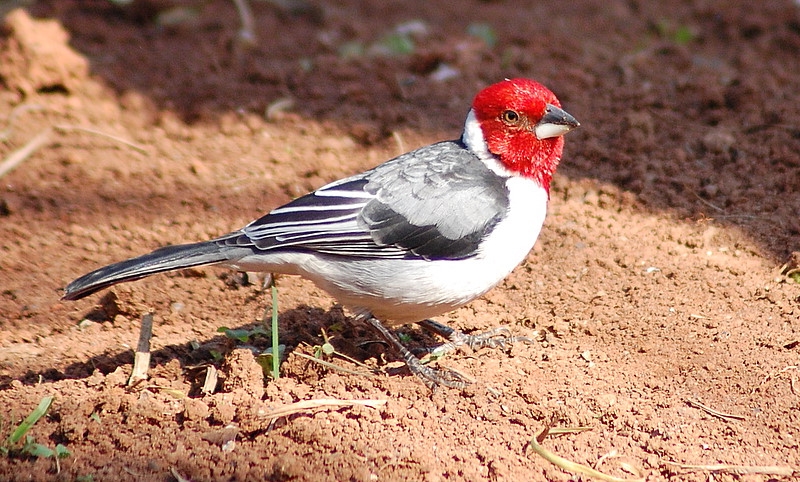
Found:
<box><xmin>62</xmin><ymin>241</ymin><xmax>232</xmax><ymax>301</ymax></box>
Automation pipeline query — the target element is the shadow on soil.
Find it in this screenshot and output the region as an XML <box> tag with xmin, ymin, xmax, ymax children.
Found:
<box><xmin>0</xmin><ymin>303</ymin><xmax>441</xmax><ymax>389</ymax></box>
<box><xmin>18</xmin><ymin>2</ymin><xmax>796</xmax><ymax>263</ymax></box>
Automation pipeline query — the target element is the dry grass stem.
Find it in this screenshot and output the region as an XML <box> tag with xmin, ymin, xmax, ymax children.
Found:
<box><xmin>527</xmin><ymin>425</ymin><xmax>645</xmax><ymax>482</ymax></box>
<box><xmin>0</xmin><ymin>120</ymin><xmax>147</xmax><ymax>180</ymax></box>
<box><xmin>546</xmin><ymin>426</ymin><xmax>593</xmax><ymax>435</ymax></box>
<box><xmin>760</xmin><ymin>365</ymin><xmax>798</xmax><ymax>390</ymax></box>
<box><xmin>662</xmin><ymin>460</ymin><xmax>798</xmax><ymax>477</ymax></box>
<box><xmin>0</xmin><ymin>103</ymin><xmax>46</xmax><ymax>141</ymax></box>
<box><xmin>685</xmin><ymin>398</ymin><xmax>745</xmax><ymax>421</ymax></box>
<box><xmin>392</xmin><ymin>130</ymin><xmax>406</xmax><ymax>155</ymax></box>
<box><xmin>0</xmin><ymin>128</ymin><xmax>51</xmax><ymax>179</ymax></box>
<box><xmin>293</xmin><ymin>351</ymin><xmax>376</xmax><ymax>378</ymax></box>
<box><xmin>129</xmin><ymin>313</ymin><xmax>154</xmax><ymax>386</ymax></box>
<box><xmin>53</xmin><ymin>124</ymin><xmax>147</xmax><ymax>153</ymax></box>
<box><xmin>202</xmin><ymin>365</ymin><xmax>219</xmax><ymax>395</ymax></box>
<box><xmin>170</xmin><ymin>467</ymin><xmax>191</xmax><ymax>482</ymax></box>
<box><xmin>262</xmin><ymin>398</ymin><xmax>387</xmax><ymax>420</ymax></box>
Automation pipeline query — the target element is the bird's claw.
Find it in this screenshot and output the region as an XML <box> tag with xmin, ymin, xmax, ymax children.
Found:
<box><xmin>407</xmin><ymin>358</ymin><xmax>472</xmax><ymax>390</ymax></box>
<box><xmin>420</xmin><ymin>319</ymin><xmax>533</xmax><ymax>357</ymax></box>
<box><xmin>452</xmin><ymin>326</ymin><xmax>534</xmax><ymax>350</ymax></box>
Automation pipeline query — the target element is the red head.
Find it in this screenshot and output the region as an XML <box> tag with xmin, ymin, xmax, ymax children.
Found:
<box><xmin>470</xmin><ymin>78</ymin><xmax>579</xmax><ymax>191</ymax></box>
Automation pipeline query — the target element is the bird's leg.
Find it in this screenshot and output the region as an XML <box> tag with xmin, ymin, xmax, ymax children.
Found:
<box><xmin>418</xmin><ymin>319</ymin><xmax>534</xmax><ymax>356</ymax></box>
<box><xmin>362</xmin><ymin>315</ymin><xmax>471</xmax><ymax>390</ymax></box>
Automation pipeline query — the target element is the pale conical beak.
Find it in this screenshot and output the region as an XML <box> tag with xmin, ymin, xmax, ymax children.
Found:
<box><xmin>534</xmin><ymin>104</ymin><xmax>580</xmax><ymax>140</ymax></box>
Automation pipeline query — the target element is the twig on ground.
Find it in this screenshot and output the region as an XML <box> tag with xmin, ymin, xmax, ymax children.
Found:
<box><xmin>265</xmin><ymin>97</ymin><xmax>294</xmax><ymax>120</ymax></box>
<box><xmin>170</xmin><ymin>467</ymin><xmax>191</xmax><ymax>482</ymax></box>
<box><xmin>685</xmin><ymin>398</ymin><xmax>745</xmax><ymax>422</ymax></box>
<box><xmin>662</xmin><ymin>460</ymin><xmax>798</xmax><ymax>477</ymax></box>
<box><xmin>0</xmin><ymin>120</ymin><xmax>147</xmax><ymax>180</ymax></box>
<box><xmin>202</xmin><ymin>365</ymin><xmax>219</xmax><ymax>395</ymax></box>
<box><xmin>149</xmin><ymin>385</ymin><xmax>187</xmax><ymax>399</ymax></box>
<box><xmin>0</xmin><ymin>128</ymin><xmax>52</xmax><ymax>179</ymax></box>
<box><xmin>526</xmin><ymin>424</ymin><xmax>645</xmax><ymax>482</ymax></box>
<box><xmin>53</xmin><ymin>124</ymin><xmax>147</xmax><ymax>154</ymax></box>
<box><xmin>759</xmin><ymin>365</ymin><xmax>798</xmax><ymax>395</ymax></box>
<box><xmin>0</xmin><ymin>103</ymin><xmax>46</xmax><ymax>141</ymax></box>
<box><xmin>129</xmin><ymin>313</ymin><xmax>154</xmax><ymax>386</ymax></box>
<box><xmin>546</xmin><ymin>426</ymin><xmax>594</xmax><ymax>435</ymax></box>
<box><xmin>261</xmin><ymin>398</ymin><xmax>387</xmax><ymax>420</ymax></box>
<box><xmin>232</xmin><ymin>0</ymin><xmax>256</xmax><ymax>46</ymax></box>
<box><xmin>293</xmin><ymin>351</ymin><xmax>377</xmax><ymax>378</ymax></box>
<box><xmin>392</xmin><ymin>131</ymin><xmax>406</xmax><ymax>155</ymax></box>
<box><xmin>314</xmin><ymin>328</ymin><xmax>380</xmax><ymax>373</ymax></box>
<box><xmin>690</xmin><ymin>189</ymin><xmax>725</xmax><ymax>213</ymax></box>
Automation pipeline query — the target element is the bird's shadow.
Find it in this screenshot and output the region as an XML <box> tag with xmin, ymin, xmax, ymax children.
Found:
<box><xmin>0</xmin><ymin>303</ymin><xmax>441</xmax><ymax>392</ymax></box>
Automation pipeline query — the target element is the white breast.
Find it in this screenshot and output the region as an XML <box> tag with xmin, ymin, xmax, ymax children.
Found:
<box><xmin>228</xmin><ymin>109</ymin><xmax>550</xmax><ymax>325</ymax></box>
<box><xmin>232</xmin><ymin>176</ymin><xmax>548</xmax><ymax>325</ymax></box>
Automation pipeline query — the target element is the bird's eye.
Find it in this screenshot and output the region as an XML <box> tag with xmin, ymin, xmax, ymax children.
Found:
<box><xmin>502</xmin><ymin>110</ymin><xmax>520</xmax><ymax>124</ymax></box>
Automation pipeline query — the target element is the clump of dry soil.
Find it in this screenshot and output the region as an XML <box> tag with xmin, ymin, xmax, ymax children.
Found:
<box><xmin>0</xmin><ymin>1</ymin><xmax>798</xmax><ymax>481</ymax></box>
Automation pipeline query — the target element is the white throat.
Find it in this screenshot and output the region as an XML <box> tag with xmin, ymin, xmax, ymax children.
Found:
<box><xmin>461</xmin><ymin>109</ymin><xmax>514</xmax><ymax>177</ymax></box>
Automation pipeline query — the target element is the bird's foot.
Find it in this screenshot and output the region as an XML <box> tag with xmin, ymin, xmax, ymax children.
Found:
<box><xmin>363</xmin><ymin>315</ymin><xmax>472</xmax><ymax>390</ymax></box>
<box><xmin>419</xmin><ymin>319</ymin><xmax>534</xmax><ymax>357</ymax></box>
<box><xmin>402</xmin><ymin>355</ymin><xmax>473</xmax><ymax>390</ymax></box>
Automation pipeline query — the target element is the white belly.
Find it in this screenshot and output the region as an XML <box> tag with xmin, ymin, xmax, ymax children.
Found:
<box><xmin>229</xmin><ymin>177</ymin><xmax>548</xmax><ymax>325</ymax></box>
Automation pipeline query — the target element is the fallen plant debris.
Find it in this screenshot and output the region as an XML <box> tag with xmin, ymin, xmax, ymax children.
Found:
<box><xmin>261</xmin><ymin>398</ymin><xmax>388</xmax><ymax>420</ymax></box>
<box><xmin>685</xmin><ymin>398</ymin><xmax>746</xmax><ymax>422</ymax></box>
<box><xmin>661</xmin><ymin>460</ymin><xmax>799</xmax><ymax>478</ymax></box>
<box><xmin>526</xmin><ymin>424</ymin><xmax>645</xmax><ymax>482</ymax></box>
<box><xmin>1</xmin><ymin>1</ymin><xmax>799</xmax><ymax>480</ymax></box>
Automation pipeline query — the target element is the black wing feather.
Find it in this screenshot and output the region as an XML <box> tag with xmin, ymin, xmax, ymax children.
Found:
<box><xmin>234</xmin><ymin>140</ymin><xmax>509</xmax><ymax>260</ymax></box>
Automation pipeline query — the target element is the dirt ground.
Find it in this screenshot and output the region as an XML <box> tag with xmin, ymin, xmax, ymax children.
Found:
<box><xmin>0</xmin><ymin>0</ymin><xmax>798</xmax><ymax>480</ymax></box>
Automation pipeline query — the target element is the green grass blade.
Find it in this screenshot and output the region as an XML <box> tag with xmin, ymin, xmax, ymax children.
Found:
<box><xmin>271</xmin><ymin>283</ymin><xmax>280</xmax><ymax>379</ymax></box>
<box><xmin>7</xmin><ymin>396</ymin><xmax>53</xmax><ymax>445</ymax></box>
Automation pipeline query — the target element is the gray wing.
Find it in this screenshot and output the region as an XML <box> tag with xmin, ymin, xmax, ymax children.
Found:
<box><xmin>360</xmin><ymin>140</ymin><xmax>510</xmax><ymax>258</ymax></box>
<box><xmin>227</xmin><ymin>140</ymin><xmax>510</xmax><ymax>260</ymax></box>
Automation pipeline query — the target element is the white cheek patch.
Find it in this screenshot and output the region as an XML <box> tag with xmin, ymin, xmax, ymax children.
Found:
<box><xmin>461</xmin><ymin>109</ymin><xmax>490</xmax><ymax>158</ymax></box>
<box><xmin>461</xmin><ymin>109</ymin><xmax>514</xmax><ymax>177</ymax></box>
<box><xmin>535</xmin><ymin>122</ymin><xmax>574</xmax><ymax>140</ymax></box>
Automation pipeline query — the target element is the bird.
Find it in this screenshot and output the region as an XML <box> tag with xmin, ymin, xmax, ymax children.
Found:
<box><xmin>63</xmin><ymin>78</ymin><xmax>579</xmax><ymax>389</ymax></box>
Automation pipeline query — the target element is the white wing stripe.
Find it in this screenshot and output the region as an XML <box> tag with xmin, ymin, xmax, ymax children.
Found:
<box><xmin>270</xmin><ymin>203</ymin><xmax>366</xmax><ymax>214</ymax></box>
<box><xmin>249</xmin><ymin>212</ymin><xmax>358</xmax><ymax>230</ymax></box>
<box><xmin>232</xmin><ymin>176</ymin><xmax>415</xmax><ymax>258</ymax></box>
<box><xmin>275</xmin><ymin>232</ymin><xmax>371</xmax><ymax>242</ymax></box>
<box><xmin>248</xmin><ymin>219</ymin><xmax>362</xmax><ymax>238</ymax></box>
<box><xmin>314</xmin><ymin>189</ymin><xmax>374</xmax><ymax>199</ymax></box>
